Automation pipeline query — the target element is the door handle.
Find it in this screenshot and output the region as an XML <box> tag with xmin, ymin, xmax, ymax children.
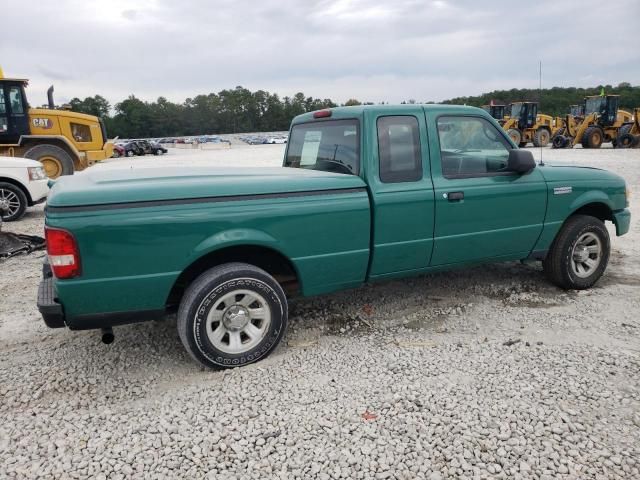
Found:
<box><xmin>447</xmin><ymin>191</ymin><xmax>464</xmax><ymax>201</ymax></box>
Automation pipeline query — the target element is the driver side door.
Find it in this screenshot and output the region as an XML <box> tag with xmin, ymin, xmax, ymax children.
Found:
<box><xmin>427</xmin><ymin>114</ymin><xmax>547</xmax><ymax>266</ymax></box>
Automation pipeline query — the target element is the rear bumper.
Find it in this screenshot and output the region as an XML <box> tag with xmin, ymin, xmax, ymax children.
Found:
<box><xmin>36</xmin><ymin>261</ymin><xmax>165</xmax><ymax>330</ymax></box>
<box><xmin>37</xmin><ymin>270</ymin><xmax>65</xmax><ymax>328</ymax></box>
<box><xmin>613</xmin><ymin>208</ymin><xmax>631</xmax><ymax>236</ymax></box>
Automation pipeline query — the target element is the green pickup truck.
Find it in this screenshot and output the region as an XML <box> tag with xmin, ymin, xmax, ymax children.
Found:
<box><xmin>38</xmin><ymin>105</ymin><xmax>630</xmax><ymax>368</ymax></box>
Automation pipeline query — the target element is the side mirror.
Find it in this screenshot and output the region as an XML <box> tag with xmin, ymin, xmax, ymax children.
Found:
<box><xmin>507</xmin><ymin>149</ymin><xmax>536</xmax><ymax>174</ymax></box>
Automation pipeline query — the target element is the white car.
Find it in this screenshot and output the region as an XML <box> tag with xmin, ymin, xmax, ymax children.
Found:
<box><xmin>0</xmin><ymin>157</ymin><xmax>49</xmax><ymax>222</ymax></box>
<box><xmin>266</xmin><ymin>137</ymin><xmax>287</xmax><ymax>144</ymax></box>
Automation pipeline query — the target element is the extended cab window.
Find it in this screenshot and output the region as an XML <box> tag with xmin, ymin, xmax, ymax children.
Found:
<box><xmin>284</xmin><ymin>119</ymin><xmax>359</xmax><ymax>175</ymax></box>
<box><xmin>377</xmin><ymin>116</ymin><xmax>422</xmax><ymax>183</ymax></box>
<box><xmin>437</xmin><ymin>116</ymin><xmax>511</xmax><ymax>178</ymax></box>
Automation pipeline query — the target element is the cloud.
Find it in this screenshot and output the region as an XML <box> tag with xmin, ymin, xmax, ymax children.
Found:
<box><xmin>1</xmin><ymin>0</ymin><xmax>639</xmax><ymax>107</ymax></box>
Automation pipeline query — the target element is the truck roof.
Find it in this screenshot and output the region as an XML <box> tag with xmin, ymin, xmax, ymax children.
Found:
<box><xmin>291</xmin><ymin>104</ymin><xmax>487</xmax><ymax>124</ymax></box>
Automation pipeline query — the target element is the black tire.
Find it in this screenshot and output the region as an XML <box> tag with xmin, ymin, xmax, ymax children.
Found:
<box><xmin>0</xmin><ymin>182</ymin><xmax>28</xmax><ymax>222</ymax></box>
<box><xmin>24</xmin><ymin>144</ymin><xmax>74</xmax><ymax>178</ymax></box>
<box><xmin>112</xmin><ymin>151</ymin><xmax>120</xmax><ymax>158</ymax></box>
<box><xmin>552</xmin><ymin>135</ymin><xmax>568</xmax><ymax>149</ymax></box>
<box><xmin>126</xmin><ymin>150</ymin><xmax>135</xmax><ymax>157</ymax></box>
<box><xmin>177</xmin><ymin>263</ymin><xmax>288</xmax><ymax>369</ymax></box>
<box><xmin>543</xmin><ymin>215</ymin><xmax>610</xmax><ymax>290</ymax></box>
<box><xmin>617</xmin><ymin>133</ymin><xmax>636</xmax><ymax>149</ymax></box>
<box><xmin>507</xmin><ymin>128</ymin><xmax>522</xmax><ymax>146</ymax></box>
<box><xmin>533</xmin><ymin>128</ymin><xmax>551</xmax><ymax>147</ymax></box>
<box><xmin>153</xmin><ymin>149</ymin><xmax>160</xmax><ymax>155</ymax></box>
<box><xmin>581</xmin><ymin>126</ymin><xmax>604</xmax><ymax>149</ymax></box>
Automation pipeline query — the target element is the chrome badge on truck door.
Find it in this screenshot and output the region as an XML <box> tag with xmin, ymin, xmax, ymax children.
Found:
<box><xmin>553</xmin><ymin>186</ymin><xmax>573</xmax><ymax>195</ymax></box>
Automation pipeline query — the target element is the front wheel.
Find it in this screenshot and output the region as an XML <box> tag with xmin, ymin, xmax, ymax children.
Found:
<box><xmin>0</xmin><ymin>182</ymin><xmax>28</xmax><ymax>222</ymax></box>
<box><xmin>543</xmin><ymin>215</ymin><xmax>610</xmax><ymax>290</ymax></box>
<box><xmin>177</xmin><ymin>263</ymin><xmax>288</xmax><ymax>369</ymax></box>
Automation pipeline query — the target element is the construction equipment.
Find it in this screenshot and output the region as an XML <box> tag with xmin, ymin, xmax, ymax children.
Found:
<box><xmin>0</xmin><ymin>69</ymin><xmax>113</xmax><ymax>178</ymax></box>
<box><xmin>615</xmin><ymin>107</ymin><xmax>640</xmax><ymax>148</ymax></box>
<box><xmin>553</xmin><ymin>95</ymin><xmax>633</xmax><ymax>149</ymax></box>
<box><xmin>482</xmin><ymin>104</ymin><xmax>507</xmax><ymax>125</ymax></box>
<box><xmin>502</xmin><ymin>102</ymin><xmax>554</xmax><ymax>147</ymax></box>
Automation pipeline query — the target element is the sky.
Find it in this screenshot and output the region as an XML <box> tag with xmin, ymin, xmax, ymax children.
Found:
<box><xmin>2</xmin><ymin>0</ymin><xmax>639</xmax><ymax>108</ymax></box>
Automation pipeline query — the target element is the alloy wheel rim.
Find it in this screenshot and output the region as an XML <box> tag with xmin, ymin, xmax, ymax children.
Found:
<box><xmin>570</xmin><ymin>232</ymin><xmax>602</xmax><ymax>278</ymax></box>
<box><xmin>0</xmin><ymin>188</ymin><xmax>20</xmax><ymax>217</ymax></box>
<box><xmin>206</xmin><ymin>289</ymin><xmax>272</xmax><ymax>354</ymax></box>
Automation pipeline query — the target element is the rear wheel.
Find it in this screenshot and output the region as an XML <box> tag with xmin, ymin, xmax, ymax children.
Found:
<box><xmin>533</xmin><ymin>128</ymin><xmax>550</xmax><ymax>147</ymax></box>
<box><xmin>24</xmin><ymin>144</ymin><xmax>74</xmax><ymax>178</ymax></box>
<box><xmin>0</xmin><ymin>182</ymin><xmax>28</xmax><ymax>222</ymax></box>
<box><xmin>177</xmin><ymin>263</ymin><xmax>288</xmax><ymax>369</ymax></box>
<box><xmin>617</xmin><ymin>133</ymin><xmax>636</xmax><ymax>149</ymax></box>
<box><xmin>581</xmin><ymin>126</ymin><xmax>604</xmax><ymax>149</ymax></box>
<box><xmin>543</xmin><ymin>215</ymin><xmax>610</xmax><ymax>290</ymax></box>
<box><xmin>507</xmin><ymin>128</ymin><xmax>522</xmax><ymax>146</ymax></box>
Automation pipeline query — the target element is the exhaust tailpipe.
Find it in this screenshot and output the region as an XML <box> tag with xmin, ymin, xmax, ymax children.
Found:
<box><xmin>101</xmin><ymin>327</ymin><xmax>114</xmax><ymax>344</ymax></box>
<box><xmin>47</xmin><ymin>85</ymin><xmax>55</xmax><ymax>109</ymax></box>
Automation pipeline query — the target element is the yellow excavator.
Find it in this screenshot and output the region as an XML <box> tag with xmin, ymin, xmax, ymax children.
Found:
<box><xmin>502</xmin><ymin>102</ymin><xmax>555</xmax><ymax>147</ymax></box>
<box><xmin>0</xmin><ymin>67</ymin><xmax>113</xmax><ymax>177</ymax></box>
<box><xmin>552</xmin><ymin>95</ymin><xmax>633</xmax><ymax>149</ymax></box>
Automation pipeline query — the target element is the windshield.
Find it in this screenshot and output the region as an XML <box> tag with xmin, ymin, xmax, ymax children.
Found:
<box><xmin>510</xmin><ymin>103</ymin><xmax>523</xmax><ymax>119</ymax></box>
<box><xmin>585</xmin><ymin>97</ymin><xmax>604</xmax><ymax>114</ymax></box>
<box><xmin>284</xmin><ymin>119</ymin><xmax>359</xmax><ymax>175</ymax></box>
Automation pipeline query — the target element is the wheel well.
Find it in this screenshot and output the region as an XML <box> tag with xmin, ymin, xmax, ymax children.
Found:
<box><xmin>0</xmin><ymin>177</ymin><xmax>32</xmax><ymax>203</ymax></box>
<box><xmin>571</xmin><ymin>202</ymin><xmax>613</xmax><ymax>223</ymax></box>
<box><xmin>22</xmin><ymin>139</ymin><xmax>79</xmax><ymax>164</ymax></box>
<box><xmin>166</xmin><ymin>245</ymin><xmax>300</xmax><ymax>309</ymax></box>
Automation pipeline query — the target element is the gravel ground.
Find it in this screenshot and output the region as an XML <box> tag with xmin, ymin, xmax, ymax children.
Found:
<box><xmin>1</xmin><ymin>144</ymin><xmax>639</xmax><ymax>479</ymax></box>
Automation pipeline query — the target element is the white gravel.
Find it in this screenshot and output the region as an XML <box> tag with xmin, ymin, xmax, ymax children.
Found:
<box><xmin>1</xmin><ymin>144</ymin><xmax>639</xmax><ymax>479</ymax></box>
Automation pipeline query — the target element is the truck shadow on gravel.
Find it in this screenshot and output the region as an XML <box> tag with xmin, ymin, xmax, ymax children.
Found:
<box><xmin>288</xmin><ymin>261</ymin><xmax>570</xmax><ymax>335</ymax></box>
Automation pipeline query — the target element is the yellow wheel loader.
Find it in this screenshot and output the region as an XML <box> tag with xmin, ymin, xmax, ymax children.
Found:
<box><xmin>502</xmin><ymin>102</ymin><xmax>554</xmax><ymax>147</ymax></box>
<box><xmin>0</xmin><ymin>70</ymin><xmax>113</xmax><ymax>178</ymax></box>
<box><xmin>482</xmin><ymin>104</ymin><xmax>508</xmax><ymax>125</ymax></box>
<box><xmin>553</xmin><ymin>95</ymin><xmax>633</xmax><ymax>149</ymax></box>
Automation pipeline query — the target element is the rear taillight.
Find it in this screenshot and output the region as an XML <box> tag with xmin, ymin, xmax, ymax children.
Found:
<box><xmin>45</xmin><ymin>227</ymin><xmax>81</xmax><ymax>279</ymax></box>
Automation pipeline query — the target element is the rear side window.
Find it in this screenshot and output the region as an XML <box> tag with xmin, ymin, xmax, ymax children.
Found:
<box><xmin>377</xmin><ymin>116</ymin><xmax>422</xmax><ymax>183</ymax></box>
<box><xmin>284</xmin><ymin>119</ymin><xmax>359</xmax><ymax>175</ymax></box>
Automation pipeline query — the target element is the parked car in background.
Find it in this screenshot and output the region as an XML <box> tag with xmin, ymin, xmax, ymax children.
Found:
<box><xmin>266</xmin><ymin>136</ymin><xmax>287</xmax><ymax>144</ymax></box>
<box><xmin>112</xmin><ymin>144</ymin><xmax>125</xmax><ymax>158</ymax></box>
<box><xmin>0</xmin><ymin>157</ymin><xmax>49</xmax><ymax>221</ymax></box>
<box><xmin>149</xmin><ymin>141</ymin><xmax>168</xmax><ymax>155</ymax></box>
<box><xmin>123</xmin><ymin>141</ymin><xmax>145</xmax><ymax>157</ymax></box>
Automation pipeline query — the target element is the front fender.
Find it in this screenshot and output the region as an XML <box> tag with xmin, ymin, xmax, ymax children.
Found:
<box><xmin>568</xmin><ymin>190</ymin><xmax>615</xmax><ymax>213</ymax></box>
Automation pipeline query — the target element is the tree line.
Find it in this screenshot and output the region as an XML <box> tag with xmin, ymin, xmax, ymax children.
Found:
<box><xmin>69</xmin><ymin>83</ymin><xmax>639</xmax><ymax>138</ymax></box>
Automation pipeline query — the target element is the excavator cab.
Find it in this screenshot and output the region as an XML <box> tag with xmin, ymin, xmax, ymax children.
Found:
<box><xmin>584</xmin><ymin>95</ymin><xmax>619</xmax><ymax>127</ymax></box>
<box><xmin>0</xmin><ymin>78</ymin><xmax>30</xmax><ymax>144</ymax></box>
<box><xmin>510</xmin><ymin>102</ymin><xmax>537</xmax><ymax>130</ymax></box>
<box><xmin>490</xmin><ymin>105</ymin><xmax>506</xmax><ymax>121</ymax></box>
<box><xmin>569</xmin><ymin>104</ymin><xmax>585</xmax><ymax>118</ymax></box>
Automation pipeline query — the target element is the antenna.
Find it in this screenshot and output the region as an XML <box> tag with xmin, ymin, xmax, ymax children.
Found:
<box><xmin>538</xmin><ymin>60</ymin><xmax>544</xmax><ymax>166</ymax></box>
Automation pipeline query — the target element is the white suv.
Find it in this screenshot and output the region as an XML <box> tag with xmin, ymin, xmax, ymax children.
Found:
<box><xmin>0</xmin><ymin>157</ymin><xmax>49</xmax><ymax>222</ymax></box>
